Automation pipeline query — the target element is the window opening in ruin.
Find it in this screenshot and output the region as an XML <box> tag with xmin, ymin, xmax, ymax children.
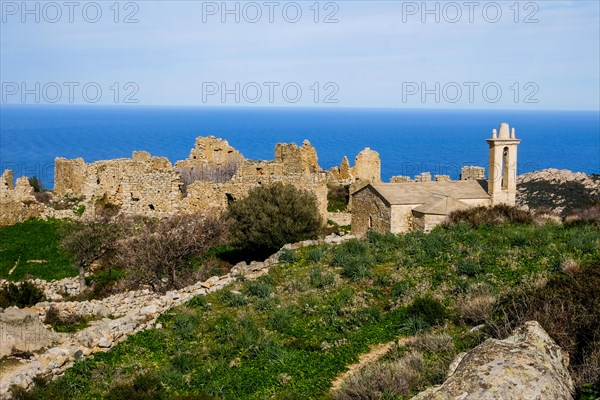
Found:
<box><xmin>148</xmin><ymin>204</ymin><xmax>155</xmax><ymax>210</ymax></box>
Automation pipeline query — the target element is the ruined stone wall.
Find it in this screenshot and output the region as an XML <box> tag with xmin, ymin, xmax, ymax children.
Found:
<box><xmin>50</xmin><ymin>136</ymin><xmax>328</xmax><ymax>222</ymax></box>
<box><xmin>54</xmin><ymin>153</ymin><xmax>184</xmax><ymax>218</ymax></box>
<box><xmin>0</xmin><ymin>171</ymin><xmax>45</xmax><ymax>226</ymax></box>
<box><xmin>182</xmin><ymin>165</ymin><xmax>328</xmax><ymax>221</ymax></box>
<box><xmin>328</xmin><ymin>149</ymin><xmax>381</xmax><ymax>185</ymax></box>
<box><xmin>461</xmin><ymin>166</ymin><xmax>485</xmax><ymax>181</ymax></box>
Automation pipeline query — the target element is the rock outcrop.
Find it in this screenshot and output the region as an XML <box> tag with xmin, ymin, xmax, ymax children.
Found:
<box><xmin>0</xmin><ymin>308</ymin><xmax>63</xmax><ymax>358</ymax></box>
<box><xmin>518</xmin><ymin>169</ymin><xmax>600</xmax><ymax>216</ymax></box>
<box><xmin>412</xmin><ymin>321</ymin><xmax>575</xmax><ymax>400</ymax></box>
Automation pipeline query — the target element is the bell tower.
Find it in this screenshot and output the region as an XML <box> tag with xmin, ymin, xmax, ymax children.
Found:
<box><xmin>487</xmin><ymin>123</ymin><xmax>520</xmax><ymax>205</ymax></box>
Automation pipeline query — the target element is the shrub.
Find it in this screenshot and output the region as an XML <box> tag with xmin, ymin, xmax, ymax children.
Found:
<box><xmin>0</xmin><ymin>281</ymin><xmax>45</xmax><ymax>308</ymax></box>
<box><xmin>490</xmin><ymin>264</ymin><xmax>600</xmax><ymax>391</ymax></box>
<box><xmin>455</xmin><ymin>284</ymin><xmax>496</xmax><ymax>325</ymax></box>
<box><xmin>44</xmin><ymin>306</ymin><xmax>88</xmax><ymax>332</ymax></box>
<box><xmin>245</xmin><ymin>281</ymin><xmax>273</xmax><ymax>298</ymax></box>
<box><xmin>105</xmin><ymin>373</ymin><xmax>165</xmax><ymax>400</ymax></box>
<box><xmin>278</xmin><ymin>249</ymin><xmax>297</xmax><ymax>264</ymax></box>
<box><xmin>405</xmin><ymin>296</ymin><xmax>447</xmax><ymax>327</ymax></box>
<box><xmin>332</xmin><ymin>240</ymin><xmax>376</xmax><ymax>280</ymax></box>
<box><xmin>219</xmin><ymin>290</ymin><xmax>247</xmax><ymax>307</ymax></box>
<box><xmin>333</xmin><ymin>351</ymin><xmax>424</xmax><ymax>400</ymax></box>
<box><xmin>565</xmin><ymin>203</ymin><xmax>600</xmax><ymax>227</ymax></box>
<box><xmin>33</xmin><ymin>191</ymin><xmax>52</xmax><ymax>204</ymax></box>
<box><xmin>447</xmin><ymin>204</ymin><xmax>533</xmax><ymax>228</ymax></box>
<box><xmin>227</xmin><ymin>183</ymin><xmax>323</xmax><ymax>255</ymax></box>
<box><xmin>309</xmin><ymin>267</ymin><xmax>335</xmax><ymax>288</ymax></box>
<box><xmin>307</xmin><ymin>245</ymin><xmax>327</xmax><ymax>263</ymax></box>
<box><xmin>327</xmin><ymin>185</ymin><xmax>350</xmax><ymax>212</ymax></box>
<box><xmin>412</xmin><ymin>333</ymin><xmax>454</xmax><ymax>354</ymax></box>
<box><xmin>457</xmin><ymin>262</ymin><xmax>484</xmax><ymax>277</ymax></box>
<box><xmin>113</xmin><ymin>214</ymin><xmax>228</xmax><ymax>292</ymax></box>
<box><xmin>60</xmin><ymin>218</ymin><xmax>129</xmax><ymax>293</ymax></box>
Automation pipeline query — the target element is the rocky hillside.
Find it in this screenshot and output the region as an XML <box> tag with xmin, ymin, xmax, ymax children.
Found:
<box><xmin>517</xmin><ymin>169</ymin><xmax>600</xmax><ymax>216</ymax></box>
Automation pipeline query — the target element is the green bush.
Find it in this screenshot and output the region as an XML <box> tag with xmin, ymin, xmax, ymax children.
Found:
<box><xmin>227</xmin><ymin>183</ymin><xmax>323</xmax><ymax>255</ymax></box>
<box><xmin>332</xmin><ymin>240</ymin><xmax>376</xmax><ymax>280</ymax></box>
<box><xmin>0</xmin><ymin>281</ymin><xmax>45</xmax><ymax>308</ymax></box>
<box><xmin>245</xmin><ymin>281</ymin><xmax>273</xmax><ymax>298</ymax></box>
<box><xmin>457</xmin><ymin>262</ymin><xmax>484</xmax><ymax>277</ymax></box>
<box><xmin>219</xmin><ymin>290</ymin><xmax>247</xmax><ymax>307</ymax></box>
<box><xmin>43</xmin><ymin>306</ymin><xmax>88</xmax><ymax>333</ymax></box>
<box><xmin>406</xmin><ymin>296</ymin><xmax>448</xmax><ymax>327</ymax></box>
<box><xmin>327</xmin><ymin>185</ymin><xmax>349</xmax><ymax>212</ymax></box>
<box><xmin>309</xmin><ymin>267</ymin><xmax>335</xmax><ymax>288</ymax></box>
<box><xmin>105</xmin><ymin>373</ymin><xmax>165</xmax><ymax>400</ymax></box>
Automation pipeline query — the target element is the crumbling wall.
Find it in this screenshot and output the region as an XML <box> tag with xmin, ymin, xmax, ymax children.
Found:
<box><xmin>461</xmin><ymin>166</ymin><xmax>485</xmax><ymax>181</ymax></box>
<box><xmin>328</xmin><ymin>148</ymin><xmax>382</xmax><ymax>185</ymax></box>
<box><xmin>0</xmin><ymin>171</ymin><xmax>45</xmax><ymax>226</ymax></box>
<box><xmin>352</xmin><ymin>148</ymin><xmax>381</xmax><ymax>182</ymax></box>
<box><xmin>54</xmin><ymin>153</ymin><xmax>184</xmax><ymax>217</ymax></box>
<box><xmin>50</xmin><ymin>136</ymin><xmax>328</xmax><ymax>222</ymax></box>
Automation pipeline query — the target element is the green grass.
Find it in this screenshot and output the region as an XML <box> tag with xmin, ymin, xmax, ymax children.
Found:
<box><xmin>0</xmin><ymin>219</ymin><xmax>76</xmax><ymax>281</ymax></box>
<box><xmin>16</xmin><ymin>221</ymin><xmax>600</xmax><ymax>399</ymax></box>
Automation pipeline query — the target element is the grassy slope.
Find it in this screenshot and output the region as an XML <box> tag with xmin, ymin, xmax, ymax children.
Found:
<box><xmin>20</xmin><ymin>221</ymin><xmax>600</xmax><ymax>399</ymax></box>
<box><xmin>0</xmin><ymin>219</ymin><xmax>77</xmax><ymax>281</ymax></box>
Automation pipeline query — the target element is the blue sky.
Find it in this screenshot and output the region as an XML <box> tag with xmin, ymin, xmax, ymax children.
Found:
<box><xmin>1</xmin><ymin>0</ymin><xmax>599</xmax><ymax>109</ymax></box>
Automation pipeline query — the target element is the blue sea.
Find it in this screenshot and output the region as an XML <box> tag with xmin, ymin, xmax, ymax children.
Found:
<box><xmin>1</xmin><ymin>105</ymin><xmax>598</xmax><ymax>189</ymax></box>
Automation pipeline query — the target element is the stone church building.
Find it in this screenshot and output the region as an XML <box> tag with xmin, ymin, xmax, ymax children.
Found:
<box><xmin>351</xmin><ymin>123</ymin><xmax>520</xmax><ymax>235</ymax></box>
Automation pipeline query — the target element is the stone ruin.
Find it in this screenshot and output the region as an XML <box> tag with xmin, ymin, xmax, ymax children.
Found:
<box><xmin>0</xmin><ymin>170</ymin><xmax>45</xmax><ymax>226</ymax></box>
<box><xmin>327</xmin><ymin>147</ymin><xmax>382</xmax><ymax>185</ymax></box>
<box><xmin>389</xmin><ymin>166</ymin><xmax>484</xmax><ymax>184</ymax></box>
<box><xmin>0</xmin><ymin>137</ymin><xmax>487</xmax><ymax>227</ymax></box>
<box><xmin>0</xmin><ymin>137</ymin><xmax>334</xmax><ymax>226</ymax></box>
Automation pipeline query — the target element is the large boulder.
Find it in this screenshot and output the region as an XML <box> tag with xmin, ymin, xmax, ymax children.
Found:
<box><xmin>412</xmin><ymin>321</ymin><xmax>574</xmax><ymax>400</ymax></box>
<box><xmin>0</xmin><ymin>307</ymin><xmax>61</xmax><ymax>358</ymax></box>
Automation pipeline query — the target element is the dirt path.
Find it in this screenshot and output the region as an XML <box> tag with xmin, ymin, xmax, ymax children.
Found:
<box><xmin>330</xmin><ymin>337</ymin><xmax>413</xmax><ymax>392</ymax></box>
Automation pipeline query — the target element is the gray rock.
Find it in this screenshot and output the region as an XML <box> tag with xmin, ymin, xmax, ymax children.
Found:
<box><xmin>98</xmin><ymin>338</ymin><xmax>113</xmax><ymax>348</ymax></box>
<box><xmin>0</xmin><ymin>308</ymin><xmax>61</xmax><ymax>358</ymax></box>
<box><xmin>411</xmin><ymin>321</ymin><xmax>574</xmax><ymax>400</ymax></box>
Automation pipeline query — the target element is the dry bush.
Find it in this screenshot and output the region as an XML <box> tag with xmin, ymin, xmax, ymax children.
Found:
<box><xmin>489</xmin><ymin>264</ymin><xmax>600</xmax><ymax>391</ymax></box>
<box><xmin>561</xmin><ymin>258</ymin><xmax>581</xmax><ymax>275</ymax></box>
<box><xmin>177</xmin><ymin>160</ymin><xmax>240</xmax><ymax>188</ymax></box>
<box><xmin>447</xmin><ymin>204</ymin><xmax>533</xmax><ymax>228</ymax></box>
<box><xmin>60</xmin><ymin>217</ymin><xmax>131</xmax><ymax>292</ymax></box>
<box><xmin>565</xmin><ymin>203</ymin><xmax>600</xmax><ymax>226</ymax></box>
<box><xmin>113</xmin><ymin>214</ymin><xmax>228</xmax><ymax>292</ymax></box>
<box><xmin>33</xmin><ymin>191</ymin><xmax>52</xmax><ymax>204</ymax></box>
<box><xmin>578</xmin><ymin>339</ymin><xmax>600</xmax><ymax>389</ymax></box>
<box><xmin>455</xmin><ymin>284</ymin><xmax>496</xmax><ymax>325</ymax></box>
<box><xmin>413</xmin><ymin>333</ymin><xmax>454</xmax><ymax>354</ymax></box>
<box><xmin>334</xmin><ymin>351</ymin><xmax>424</xmax><ymax>400</ymax></box>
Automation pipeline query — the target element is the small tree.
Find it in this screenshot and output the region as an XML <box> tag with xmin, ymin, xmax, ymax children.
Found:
<box><xmin>227</xmin><ymin>182</ymin><xmax>323</xmax><ymax>255</ymax></box>
<box><xmin>115</xmin><ymin>214</ymin><xmax>228</xmax><ymax>292</ymax></box>
<box><xmin>60</xmin><ymin>218</ymin><xmax>127</xmax><ymax>292</ymax></box>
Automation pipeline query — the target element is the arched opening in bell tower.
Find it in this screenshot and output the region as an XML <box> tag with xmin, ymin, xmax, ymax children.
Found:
<box><xmin>502</xmin><ymin>147</ymin><xmax>509</xmax><ymax>189</ymax></box>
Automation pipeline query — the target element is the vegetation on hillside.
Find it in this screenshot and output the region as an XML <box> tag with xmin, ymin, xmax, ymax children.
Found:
<box><xmin>14</xmin><ymin>213</ymin><xmax>600</xmax><ymax>399</ymax></box>
<box><xmin>0</xmin><ymin>218</ymin><xmax>76</xmax><ymax>281</ymax></box>
<box><xmin>228</xmin><ymin>183</ymin><xmax>323</xmax><ymax>256</ymax></box>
